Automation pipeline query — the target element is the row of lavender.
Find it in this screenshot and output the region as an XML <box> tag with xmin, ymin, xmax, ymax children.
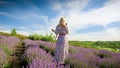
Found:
<box><xmin>0</xmin><ymin>35</ymin><xmax>20</xmax><ymax>67</ymax></box>
<box><xmin>67</xmin><ymin>46</ymin><xmax>120</xmax><ymax>68</ymax></box>
<box><xmin>23</xmin><ymin>39</ymin><xmax>70</xmax><ymax>68</ymax></box>
<box><xmin>34</xmin><ymin>40</ymin><xmax>120</xmax><ymax>68</ymax></box>
<box><xmin>0</xmin><ymin>34</ymin><xmax>120</xmax><ymax>68</ymax></box>
<box><xmin>0</xmin><ymin>35</ymin><xmax>70</xmax><ymax>68</ymax></box>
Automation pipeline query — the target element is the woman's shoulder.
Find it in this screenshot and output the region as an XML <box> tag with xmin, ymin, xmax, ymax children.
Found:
<box><xmin>56</xmin><ymin>25</ymin><xmax>68</xmax><ymax>28</ymax></box>
<box><xmin>56</xmin><ymin>25</ymin><xmax>60</xmax><ymax>28</ymax></box>
<box><xmin>64</xmin><ymin>25</ymin><xmax>68</xmax><ymax>28</ymax></box>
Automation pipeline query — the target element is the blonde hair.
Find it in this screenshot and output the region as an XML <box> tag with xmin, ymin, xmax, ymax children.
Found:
<box><xmin>57</xmin><ymin>17</ymin><xmax>66</xmax><ymax>27</ymax></box>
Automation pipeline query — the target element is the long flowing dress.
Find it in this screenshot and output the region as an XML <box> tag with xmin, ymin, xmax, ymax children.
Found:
<box><xmin>54</xmin><ymin>26</ymin><xmax>69</xmax><ymax>64</ymax></box>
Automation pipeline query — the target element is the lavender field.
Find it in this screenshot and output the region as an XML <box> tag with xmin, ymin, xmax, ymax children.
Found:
<box><xmin>0</xmin><ymin>34</ymin><xmax>120</xmax><ymax>68</ymax></box>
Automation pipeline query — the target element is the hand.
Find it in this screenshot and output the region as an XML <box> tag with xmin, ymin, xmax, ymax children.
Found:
<box><xmin>65</xmin><ymin>23</ymin><xmax>67</xmax><ymax>25</ymax></box>
<box><xmin>51</xmin><ymin>29</ymin><xmax>55</xmax><ymax>32</ymax></box>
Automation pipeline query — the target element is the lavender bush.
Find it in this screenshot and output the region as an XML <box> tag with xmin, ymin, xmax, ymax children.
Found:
<box><xmin>0</xmin><ymin>35</ymin><xmax>120</xmax><ymax>68</ymax></box>
<box><xmin>0</xmin><ymin>35</ymin><xmax>20</xmax><ymax>50</ymax></box>
<box><xmin>33</xmin><ymin>40</ymin><xmax>120</xmax><ymax>68</ymax></box>
<box><xmin>23</xmin><ymin>39</ymin><xmax>70</xmax><ymax>68</ymax></box>
<box><xmin>0</xmin><ymin>35</ymin><xmax>20</xmax><ymax>67</ymax></box>
<box><xmin>66</xmin><ymin>49</ymin><xmax>120</xmax><ymax>68</ymax></box>
<box><xmin>0</xmin><ymin>35</ymin><xmax>20</xmax><ymax>56</ymax></box>
<box><xmin>34</xmin><ymin>40</ymin><xmax>55</xmax><ymax>55</ymax></box>
<box><xmin>0</xmin><ymin>48</ymin><xmax>7</xmax><ymax>67</ymax></box>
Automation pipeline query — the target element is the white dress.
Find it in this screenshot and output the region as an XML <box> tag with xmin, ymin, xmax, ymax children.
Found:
<box><xmin>54</xmin><ymin>26</ymin><xmax>69</xmax><ymax>64</ymax></box>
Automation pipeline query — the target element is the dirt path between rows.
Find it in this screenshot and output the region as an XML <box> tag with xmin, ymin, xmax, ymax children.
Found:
<box><xmin>7</xmin><ymin>42</ymin><xmax>27</xmax><ymax>68</ymax></box>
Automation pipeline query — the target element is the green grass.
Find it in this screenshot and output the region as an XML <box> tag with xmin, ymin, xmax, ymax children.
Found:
<box><xmin>1</xmin><ymin>31</ymin><xmax>119</xmax><ymax>52</ymax></box>
<box><xmin>39</xmin><ymin>44</ymin><xmax>55</xmax><ymax>56</ymax></box>
<box><xmin>0</xmin><ymin>45</ymin><xmax>12</xmax><ymax>56</ymax></box>
<box><xmin>69</xmin><ymin>41</ymin><xmax>95</xmax><ymax>48</ymax></box>
<box><xmin>93</xmin><ymin>41</ymin><xmax>120</xmax><ymax>48</ymax></box>
<box><xmin>69</xmin><ymin>41</ymin><xmax>120</xmax><ymax>52</ymax></box>
<box><xmin>0</xmin><ymin>32</ymin><xmax>11</xmax><ymax>36</ymax></box>
<box><xmin>0</xmin><ymin>32</ymin><xmax>28</xmax><ymax>40</ymax></box>
<box><xmin>3</xmin><ymin>63</ymin><xmax>12</xmax><ymax>68</ymax></box>
<box><xmin>28</xmin><ymin>33</ymin><xmax>55</xmax><ymax>42</ymax></box>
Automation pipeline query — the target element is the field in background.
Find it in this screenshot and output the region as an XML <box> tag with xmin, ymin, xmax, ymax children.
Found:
<box><xmin>69</xmin><ymin>41</ymin><xmax>120</xmax><ymax>52</ymax></box>
<box><xmin>0</xmin><ymin>31</ymin><xmax>120</xmax><ymax>68</ymax></box>
<box><xmin>0</xmin><ymin>31</ymin><xmax>120</xmax><ymax>52</ymax></box>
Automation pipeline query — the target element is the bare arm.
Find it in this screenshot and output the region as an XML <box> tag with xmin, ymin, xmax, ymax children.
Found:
<box><xmin>51</xmin><ymin>28</ymin><xmax>59</xmax><ymax>36</ymax></box>
<box><xmin>51</xmin><ymin>29</ymin><xmax>55</xmax><ymax>32</ymax></box>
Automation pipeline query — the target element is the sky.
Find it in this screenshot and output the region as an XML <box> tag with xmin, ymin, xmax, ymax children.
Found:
<box><xmin>0</xmin><ymin>0</ymin><xmax>120</xmax><ymax>41</ymax></box>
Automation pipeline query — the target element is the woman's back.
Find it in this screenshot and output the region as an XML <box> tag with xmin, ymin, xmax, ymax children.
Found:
<box><xmin>55</xmin><ymin>26</ymin><xmax>69</xmax><ymax>35</ymax></box>
<box><xmin>52</xmin><ymin>17</ymin><xmax>69</xmax><ymax>64</ymax></box>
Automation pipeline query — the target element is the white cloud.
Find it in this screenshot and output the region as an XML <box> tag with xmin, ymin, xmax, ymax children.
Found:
<box><xmin>1</xmin><ymin>0</ymin><xmax>120</xmax><ymax>41</ymax></box>
<box><xmin>66</xmin><ymin>0</ymin><xmax>90</xmax><ymax>11</ymax></box>
<box><xmin>67</xmin><ymin>0</ymin><xmax>120</xmax><ymax>32</ymax></box>
<box><xmin>17</xmin><ymin>30</ymin><xmax>30</xmax><ymax>36</ymax></box>
<box><xmin>69</xmin><ymin>27</ymin><xmax>120</xmax><ymax>41</ymax></box>
<box><xmin>52</xmin><ymin>0</ymin><xmax>90</xmax><ymax>11</ymax></box>
<box><xmin>0</xmin><ymin>1</ymin><xmax>16</xmax><ymax>5</ymax></box>
<box><xmin>0</xmin><ymin>30</ymin><xmax>10</xmax><ymax>33</ymax></box>
<box><xmin>0</xmin><ymin>24</ymin><xmax>50</xmax><ymax>36</ymax></box>
<box><xmin>51</xmin><ymin>0</ymin><xmax>120</xmax><ymax>41</ymax></box>
<box><xmin>52</xmin><ymin>2</ymin><xmax>63</xmax><ymax>11</ymax></box>
<box><xmin>0</xmin><ymin>12</ymin><xmax>14</xmax><ymax>18</ymax></box>
<box><xmin>0</xmin><ymin>10</ymin><xmax>49</xmax><ymax>31</ymax></box>
<box><xmin>18</xmin><ymin>26</ymin><xmax>27</xmax><ymax>30</ymax></box>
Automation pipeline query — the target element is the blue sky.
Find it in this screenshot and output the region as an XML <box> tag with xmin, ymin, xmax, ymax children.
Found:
<box><xmin>0</xmin><ymin>0</ymin><xmax>120</xmax><ymax>41</ymax></box>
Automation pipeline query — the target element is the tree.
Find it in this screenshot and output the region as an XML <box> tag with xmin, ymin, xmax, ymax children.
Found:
<box><xmin>11</xmin><ymin>28</ymin><xmax>17</xmax><ymax>35</ymax></box>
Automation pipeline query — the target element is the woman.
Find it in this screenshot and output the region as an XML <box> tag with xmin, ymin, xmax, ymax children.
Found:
<box><xmin>51</xmin><ymin>17</ymin><xmax>69</xmax><ymax>64</ymax></box>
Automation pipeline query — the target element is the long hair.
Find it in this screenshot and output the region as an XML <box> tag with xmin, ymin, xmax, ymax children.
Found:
<box><xmin>57</xmin><ymin>17</ymin><xmax>66</xmax><ymax>27</ymax></box>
